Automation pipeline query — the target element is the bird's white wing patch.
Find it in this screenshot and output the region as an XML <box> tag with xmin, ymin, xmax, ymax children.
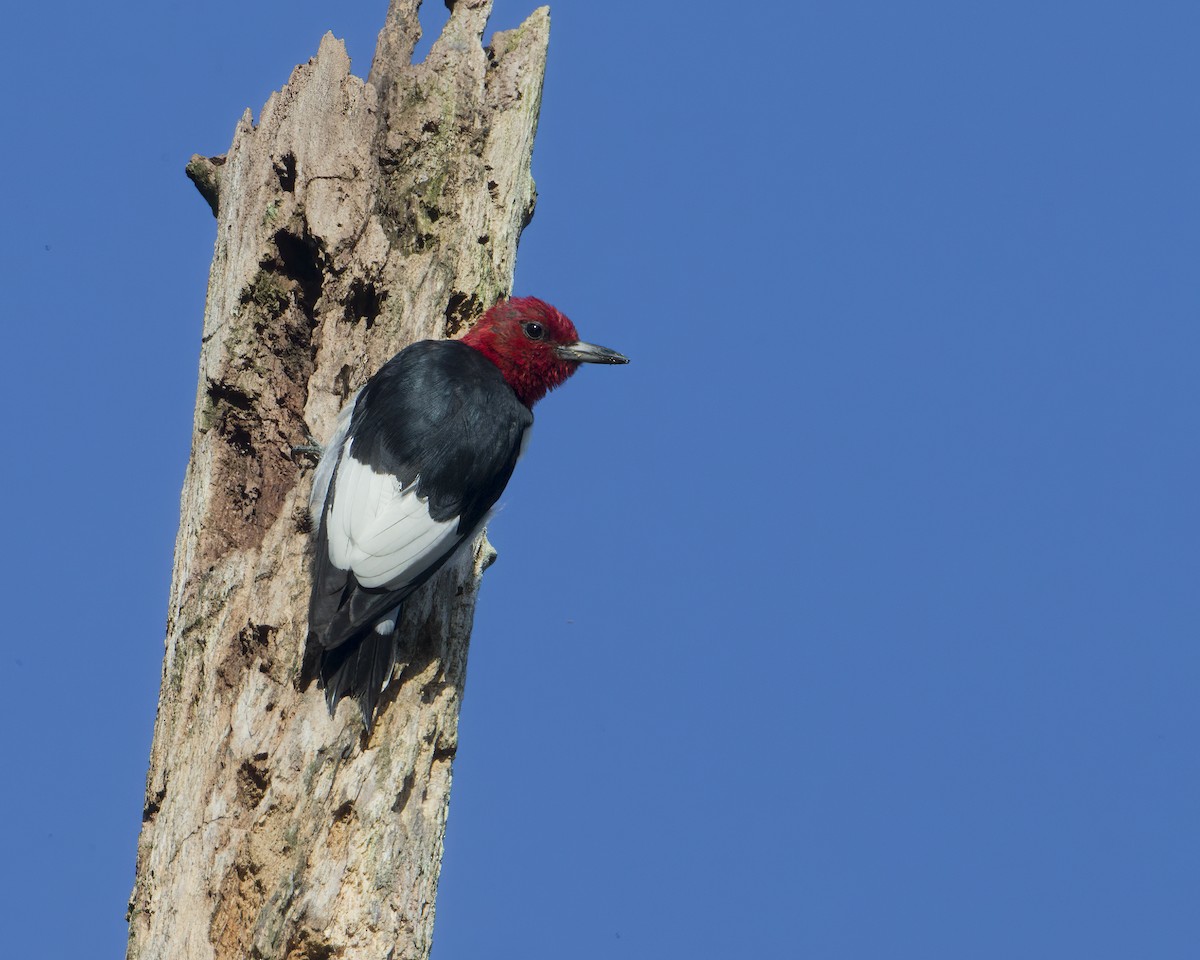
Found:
<box><xmin>309</xmin><ymin>392</ymin><xmax>359</xmax><ymax>525</ymax></box>
<box><xmin>325</xmin><ymin>446</ymin><xmax>459</xmax><ymax>590</ymax></box>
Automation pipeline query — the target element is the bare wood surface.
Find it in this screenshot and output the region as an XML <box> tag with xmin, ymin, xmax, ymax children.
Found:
<box><xmin>127</xmin><ymin>4</ymin><xmax>549</xmax><ymax>958</ymax></box>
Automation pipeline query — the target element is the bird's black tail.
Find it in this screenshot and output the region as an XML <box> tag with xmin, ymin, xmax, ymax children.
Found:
<box><xmin>316</xmin><ymin>629</ymin><xmax>398</xmax><ymax>733</ymax></box>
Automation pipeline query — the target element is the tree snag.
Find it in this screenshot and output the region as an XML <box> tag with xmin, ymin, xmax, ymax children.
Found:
<box><xmin>126</xmin><ymin>3</ymin><xmax>550</xmax><ymax>958</ymax></box>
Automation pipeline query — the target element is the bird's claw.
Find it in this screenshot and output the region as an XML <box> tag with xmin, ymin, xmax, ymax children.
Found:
<box><xmin>291</xmin><ymin>436</ymin><xmax>323</xmax><ymax>462</ymax></box>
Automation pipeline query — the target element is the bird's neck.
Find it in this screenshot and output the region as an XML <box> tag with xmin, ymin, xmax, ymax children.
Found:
<box><xmin>462</xmin><ymin>332</ymin><xmax>569</xmax><ymax>408</ymax></box>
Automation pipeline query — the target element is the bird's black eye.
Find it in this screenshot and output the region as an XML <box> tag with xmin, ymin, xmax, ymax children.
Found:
<box><xmin>522</xmin><ymin>321</ymin><xmax>545</xmax><ymax>341</ymax></box>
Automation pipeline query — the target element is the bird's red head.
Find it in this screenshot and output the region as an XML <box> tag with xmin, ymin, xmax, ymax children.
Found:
<box><xmin>461</xmin><ymin>296</ymin><xmax>628</xmax><ymax>407</ymax></box>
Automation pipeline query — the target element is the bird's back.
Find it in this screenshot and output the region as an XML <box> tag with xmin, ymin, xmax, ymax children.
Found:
<box><xmin>306</xmin><ymin>340</ymin><xmax>532</xmax><ymax>725</ymax></box>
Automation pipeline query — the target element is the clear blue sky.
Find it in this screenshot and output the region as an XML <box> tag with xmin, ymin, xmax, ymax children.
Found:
<box><xmin>2</xmin><ymin>2</ymin><xmax>1197</xmax><ymax>957</ymax></box>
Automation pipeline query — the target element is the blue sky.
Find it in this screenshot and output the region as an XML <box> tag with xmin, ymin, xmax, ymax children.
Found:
<box><xmin>2</xmin><ymin>2</ymin><xmax>1198</xmax><ymax>957</ymax></box>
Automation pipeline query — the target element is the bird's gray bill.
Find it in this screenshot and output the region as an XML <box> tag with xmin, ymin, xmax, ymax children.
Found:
<box><xmin>556</xmin><ymin>340</ymin><xmax>630</xmax><ymax>364</ymax></box>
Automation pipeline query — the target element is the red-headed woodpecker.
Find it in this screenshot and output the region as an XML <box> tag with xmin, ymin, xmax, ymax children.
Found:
<box><xmin>306</xmin><ymin>296</ymin><xmax>628</xmax><ymax>727</ymax></box>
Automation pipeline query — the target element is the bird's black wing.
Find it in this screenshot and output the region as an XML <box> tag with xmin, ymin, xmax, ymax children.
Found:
<box><xmin>306</xmin><ymin>340</ymin><xmax>532</xmax><ymax>724</ymax></box>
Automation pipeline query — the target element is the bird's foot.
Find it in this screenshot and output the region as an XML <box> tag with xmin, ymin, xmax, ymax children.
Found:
<box><xmin>291</xmin><ymin>436</ymin><xmax>323</xmax><ymax>462</ymax></box>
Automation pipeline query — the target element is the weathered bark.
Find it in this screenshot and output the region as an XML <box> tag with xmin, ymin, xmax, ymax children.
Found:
<box><xmin>127</xmin><ymin>4</ymin><xmax>549</xmax><ymax>958</ymax></box>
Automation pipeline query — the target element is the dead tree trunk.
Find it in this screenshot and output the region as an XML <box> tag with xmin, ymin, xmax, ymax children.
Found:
<box><xmin>126</xmin><ymin>4</ymin><xmax>549</xmax><ymax>958</ymax></box>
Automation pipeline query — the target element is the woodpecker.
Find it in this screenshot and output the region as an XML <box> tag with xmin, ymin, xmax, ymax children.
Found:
<box><xmin>306</xmin><ymin>296</ymin><xmax>628</xmax><ymax>728</ymax></box>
